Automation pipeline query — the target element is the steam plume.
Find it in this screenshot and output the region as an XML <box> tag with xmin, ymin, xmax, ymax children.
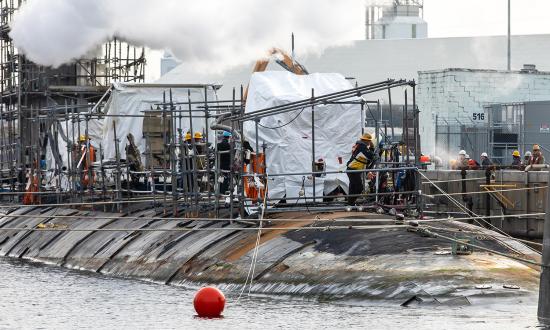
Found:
<box><xmin>10</xmin><ymin>0</ymin><xmax>364</xmax><ymax>72</ymax></box>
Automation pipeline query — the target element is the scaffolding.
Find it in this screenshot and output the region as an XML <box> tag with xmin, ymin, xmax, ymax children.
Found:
<box><xmin>0</xmin><ymin>0</ymin><xmax>145</xmax><ymax>189</ymax></box>
<box><xmin>0</xmin><ymin>74</ymin><xmax>421</xmax><ymax>220</ymax></box>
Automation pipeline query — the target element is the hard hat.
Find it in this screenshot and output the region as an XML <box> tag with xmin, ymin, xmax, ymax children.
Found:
<box><xmin>78</xmin><ymin>135</ymin><xmax>88</xmax><ymax>142</ymax></box>
<box><xmin>533</xmin><ymin>144</ymin><xmax>541</xmax><ymax>151</ymax></box>
<box><xmin>525</xmin><ymin>151</ymin><xmax>532</xmax><ymax>157</ymax></box>
<box><xmin>481</xmin><ymin>152</ymin><xmax>488</xmax><ymax>157</ymax></box>
<box><xmin>512</xmin><ymin>150</ymin><xmax>520</xmax><ymax>157</ymax></box>
<box><xmin>223</xmin><ymin>131</ymin><xmax>232</xmax><ymax>137</ymax></box>
<box><xmin>184</xmin><ymin>132</ymin><xmax>191</xmax><ymax>141</ymax></box>
<box><xmin>458</xmin><ymin>150</ymin><xmax>466</xmax><ymax>156</ymax></box>
<box><xmin>194</xmin><ymin>132</ymin><xmax>203</xmax><ymax>139</ymax></box>
<box><xmin>465</xmin><ymin>154</ymin><xmax>470</xmax><ymax>159</ymax></box>
<box><xmin>360</xmin><ymin>133</ymin><xmax>373</xmax><ymax>141</ymax></box>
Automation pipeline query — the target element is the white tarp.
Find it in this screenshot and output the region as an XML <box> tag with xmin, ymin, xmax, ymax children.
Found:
<box><xmin>102</xmin><ymin>82</ymin><xmax>218</xmax><ymax>162</ymax></box>
<box><xmin>244</xmin><ymin>72</ymin><xmax>361</xmax><ymax>202</ymax></box>
<box><xmin>44</xmin><ymin>118</ymin><xmax>104</xmax><ymax>189</ymax></box>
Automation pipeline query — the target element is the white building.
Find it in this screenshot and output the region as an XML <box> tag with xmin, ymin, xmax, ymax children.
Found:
<box><xmin>418</xmin><ymin>67</ymin><xmax>550</xmax><ymax>157</ymax></box>
<box><xmin>369</xmin><ymin>2</ymin><xmax>427</xmax><ymax>40</ymax></box>
<box><xmin>160</xmin><ymin>51</ymin><xmax>181</xmax><ymax>77</ymax></box>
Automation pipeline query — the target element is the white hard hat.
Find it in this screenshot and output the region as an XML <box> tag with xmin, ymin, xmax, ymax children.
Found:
<box><xmin>525</xmin><ymin>151</ymin><xmax>532</xmax><ymax>157</ymax></box>
<box><xmin>459</xmin><ymin>150</ymin><xmax>466</xmax><ymax>156</ymax></box>
<box><xmin>465</xmin><ymin>154</ymin><xmax>470</xmax><ymax>159</ymax></box>
<box><xmin>481</xmin><ymin>152</ymin><xmax>488</xmax><ymax>157</ymax></box>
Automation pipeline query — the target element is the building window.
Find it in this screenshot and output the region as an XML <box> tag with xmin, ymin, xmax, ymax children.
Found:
<box><xmin>412</xmin><ymin>24</ymin><xmax>417</xmax><ymax>38</ymax></box>
<box><xmin>382</xmin><ymin>25</ymin><xmax>386</xmax><ymax>39</ymax></box>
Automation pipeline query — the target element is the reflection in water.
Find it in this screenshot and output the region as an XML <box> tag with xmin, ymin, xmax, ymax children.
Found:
<box><xmin>0</xmin><ymin>258</ymin><xmax>538</xmax><ymax>329</ymax></box>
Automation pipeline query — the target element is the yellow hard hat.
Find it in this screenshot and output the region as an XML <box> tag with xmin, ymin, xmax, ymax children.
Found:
<box><xmin>512</xmin><ymin>150</ymin><xmax>520</xmax><ymax>157</ymax></box>
<box><xmin>184</xmin><ymin>132</ymin><xmax>191</xmax><ymax>141</ymax></box>
<box><xmin>194</xmin><ymin>132</ymin><xmax>203</xmax><ymax>139</ymax></box>
<box><xmin>533</xmin><ymin>144</ymin><xmax>541</xmax><ymax>151</ymax></box>
<box><xmin>360</xmin><ymin>133</ymin><xmax>373</xmax><ymax>141</ymax></box>
<box><xmin>78</xmin><ymin>134</ymin><xmax>87</xmax><ymax>142</ymax></box>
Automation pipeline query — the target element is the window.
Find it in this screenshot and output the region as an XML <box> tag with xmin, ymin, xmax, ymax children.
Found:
<box><xmin>412</xmin><ymin>24</ymin><xmax>417</xmax><ymax>38</ymax></box>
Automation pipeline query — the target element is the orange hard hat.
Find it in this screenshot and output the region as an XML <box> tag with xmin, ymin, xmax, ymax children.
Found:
<box><xmin>360</xmin><ymin>133</ymin><xmax>373</xmax><ymax>141</ymax></box>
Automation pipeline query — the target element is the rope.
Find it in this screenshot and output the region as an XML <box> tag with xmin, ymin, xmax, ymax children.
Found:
<box><xmin>237</xmin><ymin>173</ymin><xmax>268</xmax><ymax>302</ymax></box>
<box><xmin>423</xmin><ymin>228</ymin><xmax>541</xmax><ymax>266</ymax></box>
<box><xmin>425</xmin><ymin>186</ymin><xmax>548</xmax><ymax>197</ymax></box>
<box><xmin>0</xmin><ymin>211</ymin><xmax>543</xmax><ymax>223</ymax></box>
<box><xmin>421</xmin><ymin>177</ymin><xmax>487</xmax><ymax>184</ymax></box>
<box><xmin>424</xmin><ymin>225</ymin><xmax>543</xmax><ymax>247</ymax></box>
<box><xmin>248</xmin><ymin>173</ymin><xmax>269</xmax><ymax>296</ymax></box>
<box><xmin>419</xmin><ymin>171</ymin><xmax>542</xmax><ymax>256</ymax></box>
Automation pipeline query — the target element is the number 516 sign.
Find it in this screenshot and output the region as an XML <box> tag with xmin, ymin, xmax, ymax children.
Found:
<box><xmin>472</xmin><ymin>113</ymin><xmax>485</xmax><ymax>121</ymax></box>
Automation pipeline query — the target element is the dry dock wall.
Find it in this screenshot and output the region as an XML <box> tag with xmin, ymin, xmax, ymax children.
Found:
<box><xmin>422</xmin><ymin>169</ymin><xmax>548</xmax><ymax>238</ymax></box>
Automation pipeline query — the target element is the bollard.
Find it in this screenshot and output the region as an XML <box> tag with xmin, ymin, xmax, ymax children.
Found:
<box><xmin>538</xmin><ymin>170</ymin><xmax>550</xmax><ymax>325</ymax></box>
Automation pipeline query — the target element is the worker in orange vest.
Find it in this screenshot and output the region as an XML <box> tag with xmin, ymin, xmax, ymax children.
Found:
<box><xmin>77</xmin><ymin>135</ymin><xmax>96</xmax><ymax>188</ymax></box>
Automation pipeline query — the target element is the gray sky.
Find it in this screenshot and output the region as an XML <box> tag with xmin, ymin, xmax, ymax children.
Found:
<box><xmin>146</xmin><ymin>0</ymin><xmax>550</xmax><ymax>81</ymax></box>
<box><xmin>424</xmin><ymin>0</ymin><xmax>550</xmax><ymax>38</ymax></box>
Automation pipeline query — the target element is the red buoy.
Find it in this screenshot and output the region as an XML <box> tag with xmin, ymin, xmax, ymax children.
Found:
<box><xmin>193</xmin><ymin>286</ymin><xmax>226</xmax><ymax>318</ymax></box>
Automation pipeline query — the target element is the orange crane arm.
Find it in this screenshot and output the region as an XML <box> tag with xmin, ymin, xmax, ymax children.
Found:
<box><xmin>244</xmin><ymin>48</ymin><xmax>309</xmax><ymax>102</ymax></box>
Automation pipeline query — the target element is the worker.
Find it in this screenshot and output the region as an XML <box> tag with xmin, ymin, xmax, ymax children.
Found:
<box><xmin>449</xmin><ymin>159</ymin><xmax>457</xmax><ymax>170</ymax></box>
<box><xmin>511</xmin><ymin>150</ymin><xmax>522</xmax><ymax>169</ymax></box>
<box><xmin>466</xmin><ymin>154</ymin><xmax>479</xmax><ymax>170</ymax></box>
<box><xmin>432</xmin><ymin>155</ymin><xmax>443</xmax><ymax>169</ymax></box>
<box><xmin>480</xmin><ymin>152</ymin><xmax>493</xmax><ymax>169</ymax></box>
<box><xmin>524</xmin><ymin>151</ymin><xmax>532</xmax><ymax>165</ymax></box>
<box><xmin>75</xmin><ymin>134</ymin><xmax>96</xmax><ymax>189</ymax></box>
<box><xmin>125</xmin><ymin>133</ymin><xmax>144</xmax><ymax>189</ymax></box>
<box><xmin>184</xmin><ymin>132</ymin><xmax>192</xmax><ymax>144</ymax></box>
<box><xmin>529</xmin><ymin>144</ymin><xmax>545</xmax><ymax>165</ymax></box>
<box><xmin>419</xmin><ymin>154</ymin><xmax>430</xmax><ymax>170</ymax></box>
<box><xmin>453</xmin><ymin>150</ymin><xmax>468</xmax><ymax>170</ymax></box>
<box><xmin>192</xmin><ymin>132</ymin><xmax>209</xmax><ymax>191</ymax></box>
<box><xmin>346</xmin><ymin>133</ymin><xmax>375</xmax><ymax>205</ymax></box>
<box><xmin>216</xmin><ymin>131</ymin><xmax>232</xmax><ymax>194</ymax></box>
<box><xmin>193</xmin><ymin>132</ymin><xmax>205</xmax><ymax>154</ymax></box>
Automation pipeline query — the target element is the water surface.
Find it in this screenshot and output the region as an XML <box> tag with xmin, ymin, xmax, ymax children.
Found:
<box><xmin>0</xmin><ymin>258</ymin><xmax>539</xmax><ymax>329</ymax></box>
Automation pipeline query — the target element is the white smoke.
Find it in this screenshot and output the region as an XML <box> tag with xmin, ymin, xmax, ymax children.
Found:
<box><xmin>10</xmin><ymin>0</ymin><xmax>364</xmax><ymax>72</ymax></box>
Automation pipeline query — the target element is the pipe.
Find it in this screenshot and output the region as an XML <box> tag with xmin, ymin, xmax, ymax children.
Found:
<box><xmin>210</xmin><ymin>112</ymin><xmax>241</xmax><ymax>142</ymax></box>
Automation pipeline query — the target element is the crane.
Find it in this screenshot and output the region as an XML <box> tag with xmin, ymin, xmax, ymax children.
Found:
<box><xmin>243</xmin><ymin>47</ymin><xmax>309</xmax><ymax>102</ymax></box>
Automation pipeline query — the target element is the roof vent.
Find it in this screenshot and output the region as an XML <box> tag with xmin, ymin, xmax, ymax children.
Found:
<box><xmin>520</xmin><ymin>64</ymin><xmax>538</xmax><ymax>73</ymax></box>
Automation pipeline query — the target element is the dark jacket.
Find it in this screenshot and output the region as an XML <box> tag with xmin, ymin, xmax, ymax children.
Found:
<box><xmin>481</xmin><ymin>157</ymin><xmax>493</xmax><ymax>168</ymax></box>
<box><xmin>511</xmin><ymin>156</ymin><xmax>522</xmax><ymax>169</ymax></box>
<box><xmin>217</xmin><ymin>138</ymin><xmax>231</xmax><ymax>170</ymax></box>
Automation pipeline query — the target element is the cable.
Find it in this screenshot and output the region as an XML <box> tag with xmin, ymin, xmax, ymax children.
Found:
<box><xmin>423</xmin><ymin>228</ymin><xmax>541</xmax><ymax>267</ymax></box>
<box><xmin>237</xmin><ymin>173</ymin><xmax>269</xmax><ymax>302</ymax></box>
<box><xmin>419</xmin><ymin>171</ymin><xmax>541</xmax><ymax>256</ymax></box>
<box><xmin>257</xmin><ymin>107</ymin><xmax>305</xmax><ymax>129</ymax></box>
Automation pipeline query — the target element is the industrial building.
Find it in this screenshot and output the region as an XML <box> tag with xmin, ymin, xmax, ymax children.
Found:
<box><xmin>419</xmin><ymin>67</ymin><xmax>550</xmax><ymax>163</ymax></box>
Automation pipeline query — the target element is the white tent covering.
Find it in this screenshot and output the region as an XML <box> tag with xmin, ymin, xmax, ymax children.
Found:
<box><xmin>101</xmin><ymin>82</ymin><xmax>218</xmax><ymax>162</ymax></box>
<box><xmin>44</xmin><ymin>118</ymin><xmax>104</xmax><ymax>189</ymax></box>
<box><xmin>244</xmin><ymin>72</ymin><xmax>362</xmax><ymax>202</ymax></box>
